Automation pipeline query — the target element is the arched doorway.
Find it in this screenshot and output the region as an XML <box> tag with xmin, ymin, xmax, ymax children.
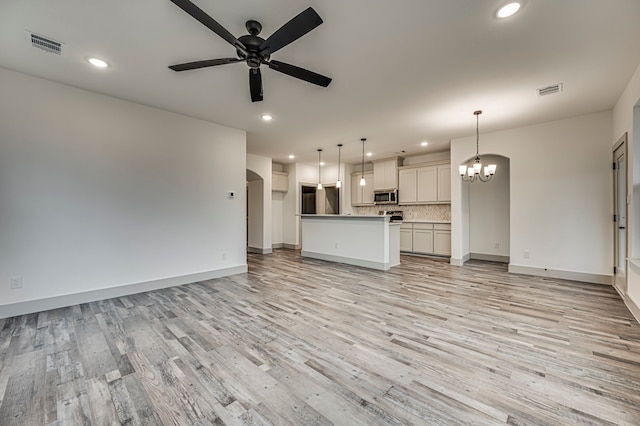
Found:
<box><xmin>460</xmin><ymin>154</ymin><xmax>510</xmax><ymax>263</ymax></box>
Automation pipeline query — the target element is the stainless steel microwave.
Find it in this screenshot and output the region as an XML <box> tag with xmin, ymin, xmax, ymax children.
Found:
<box><xmin>374</xmin><ymin>190</ymin><xmax>398</xmax><ymax>205</ymax></box>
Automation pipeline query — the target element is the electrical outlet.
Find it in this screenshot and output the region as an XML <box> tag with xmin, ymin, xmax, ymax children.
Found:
<box><xmin>335</xmin><ymin>242</ymin><xmax>339</xmax><ymax>249</ymax></box>
<box><xmin>494</xmin><ymin>243</ymin><xmax>499</xmax><ymax>249</ymax></box>
<box><xmin>523</xmin><ymin>251</ymin><xmax>530</xmax><ymax>259</ymax></box>
<box><xmin>9</xmin><ymin>276</ymin><xmax>22</xmax><ymax>289</ymax></box>
<box><xmin>222</xmin><ymin>252</ymin><xmax>227</xmax><ymax>261</ymax></box>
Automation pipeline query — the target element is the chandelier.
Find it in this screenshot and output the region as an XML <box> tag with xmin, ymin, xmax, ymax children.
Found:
<box><xmin>459</xmin><ymin>110</ymin><xmax>496</xmax><ymax>182</ymax></box>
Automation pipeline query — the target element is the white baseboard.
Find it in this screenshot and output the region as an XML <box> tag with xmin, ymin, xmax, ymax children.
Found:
<box><xmin>0</xmin><ymin>265</ymin><xmax>248</xmax><ymax>319</ymax></box>
<box><xmin>470</xmin><ymin>253</ymin><xmax>510</xmax><ymax>263</ymax></box>
<box><xmin>508</xmin><ymin>264</ymin><xmax>611</xmax><ymax>285</ymax></box>
<box><xmin>282</xmin><ymin>243</ymin><xmax>300</xmax><ymax>250</ymax></box>
<box><xmin>272</xmin><ymin>243</ymin><xmax>284</xmax><ymax>249</ymax></box>
<box><xmin>450</xmin><ymin>253</ymin><xmax>470</xmax><ymax>266</ymax></box>
<box><xmin>301</xmin><ymin>251</ymin><xmax>395</xmax><ymax>271</ymax></box>
<box><xmin>247</xmin><ymin>247</ymin><xmax>273</xmax><ymax>254</ymax></box>
<box><xmin>612</xmin><ymin>285</ymin><xmax>640</xmax><ymax>325</ymax></box>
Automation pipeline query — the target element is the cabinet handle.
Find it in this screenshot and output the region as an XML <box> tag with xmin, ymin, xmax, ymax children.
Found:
<box><xmin>619</xmin><ymin>226</ymin><xmax>626</xmax><ymax>229</ymax></box>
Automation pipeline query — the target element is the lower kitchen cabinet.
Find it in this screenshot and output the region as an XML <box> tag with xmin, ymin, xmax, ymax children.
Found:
<box><xmin>434</xmin><ymin>224</ymin><xmax>452</xmax><ymax>255</ymax></box>
<box><xmin>400</xmin><ymin>222</ymin><xmax>451</xmax><ymax>257</ymax></box>
<box><xmin>412</xmin><ymin>224</ymin><xmax>434</xmax><ymax>254</ymax></box>
<box><xmin>400</xmin><ymin>225</ymin><xmax>413</xmax><ymax>251</ymax></box>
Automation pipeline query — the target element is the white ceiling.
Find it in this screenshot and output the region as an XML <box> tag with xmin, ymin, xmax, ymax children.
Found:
<box><xmin>1</xmin><ymin>0</ymin><xmax>639</xmax><ymax>166</ymax></box>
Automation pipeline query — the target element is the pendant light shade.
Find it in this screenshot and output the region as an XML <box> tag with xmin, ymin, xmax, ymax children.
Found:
<box><xmin>336</xmin><ymin>143</ymin><xmax>343</xmax><ymax>188</ymax></box>
<box><xmin>460</xmin><ymin>110</ymin><xmax>496</xmax><ymax>182</ymax></box>
<box><xmin>317</xmin><ymin>149</ymin><xmax>323</xmax><ymax>190</ymax></box>
<box><xmin>360</xmin><ymin>138</ymin><xmax>366</xmax><ymax>186</ymax></box>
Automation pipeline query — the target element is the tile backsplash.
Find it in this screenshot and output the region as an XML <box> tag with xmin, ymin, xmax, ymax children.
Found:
<box><xmin>352</xmin><ymin>204</ymin><xmax>451</xmax><ymax>221</ymax></box>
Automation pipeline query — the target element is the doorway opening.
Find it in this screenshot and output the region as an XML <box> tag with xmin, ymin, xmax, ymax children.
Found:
<box><xmin>461</xmin><ymin>154</ymin><xmax>511</xmax><ymax>263</ymax></box>
<box><xmin>613</xmin><ymin>133</ymin><xmax>627</xmax><ymax>293</ymax></box>
<box><xmin>301</xmin><ymin>184</ymin><xmax>341</xmax><ymax>215</ymax></box>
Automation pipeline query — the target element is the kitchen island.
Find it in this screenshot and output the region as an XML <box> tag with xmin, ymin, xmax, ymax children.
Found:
<box><xmin>300</xmin><ymin>215</ymin><xmax>400</xmax><ymax>270</ymax></box>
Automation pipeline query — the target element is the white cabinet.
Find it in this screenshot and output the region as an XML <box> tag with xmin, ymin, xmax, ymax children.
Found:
<box><xmin>412</xmin><ymin>223</ymin><xmax>434</xmax><ymax>254</ymax></box>
<box><xmin>399</xmin><ymin>222</ymin><xmax>451</xmax><ymax>257</ymax></box>
<box><xmin>433</xmin><ymin>223</ymin><xmax>451</xmax><ymax>255</ymax></box>
<box><xmin>351</xmin><ymin>171</ymin><xmax>374</xmax><ymax>206</ymax></box>
<box><xmin>437</xmin><ymin>166</ymin><xmax>451</xmax><ymax>202</ymax></box>
<box><xmin>398</xmin><ymin>163</ymin><xmax>451</xmax><ymax>204</ymax></box>
<box><xmin>398</xmin><ymin>169</ymin><xmax>417</xmax><ymax>203</ymax></box>
<box><xmin>373</xmin><ymin>158</ymin><xmax>401</xmax><ymax>190</ymax></box>
<box><xmin>272</xmin><ymin>171</ymin><xmax>289</xmax><ymax>192</ymax></box>
<box><xmin>417</xmin><ymin>167</ymin><xmax>438</xmax><ymax>202</ymax></box>
<box><xmin>400</xmin><ymin>224</ymin><xmax>413</xmax><ymax>251</ymax></box>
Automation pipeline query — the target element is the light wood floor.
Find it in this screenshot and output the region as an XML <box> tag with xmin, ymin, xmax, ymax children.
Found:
<box><xmin>1</xmin><ymin>250</ymin><xmax>640</xmax><ymax>425</ymax></box>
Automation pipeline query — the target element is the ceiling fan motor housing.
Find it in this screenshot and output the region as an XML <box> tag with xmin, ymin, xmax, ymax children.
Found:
<box><xmin>238</xmin><ymin>31</ymin><xmax>268</xmax><ymax>68</ymax></box>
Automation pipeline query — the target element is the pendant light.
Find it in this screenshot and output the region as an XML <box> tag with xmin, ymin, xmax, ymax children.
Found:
<box><xmin>360</xmin><ymin>138</ymin><xmax>366</xmax><ymax>186</ymax></box>
<box><xmin>336</xmin><ymin>143</ymin><xmax>343</xmax><ymax>188</ymax></box>
<box><xmin>317</xmin><ymin>149</ymin><xmax>323</xmax><ymax>190</ymax></box>
<box><xmin>459</xmin><ymin>110</ymin><xmax>496</xmax><ymax>182</ymax></box>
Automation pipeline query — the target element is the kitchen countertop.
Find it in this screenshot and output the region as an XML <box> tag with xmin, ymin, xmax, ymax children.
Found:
<box><xmin>401</xmin><ymin>220</ymin><xmax>451</xmax><ymax>224</ymax></box>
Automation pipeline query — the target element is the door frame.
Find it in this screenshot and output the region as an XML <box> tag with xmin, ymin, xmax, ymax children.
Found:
<box><xmin>613</xmin><ymin>133</ymin><xmax>628</xmax><ymax>292</ymax></box>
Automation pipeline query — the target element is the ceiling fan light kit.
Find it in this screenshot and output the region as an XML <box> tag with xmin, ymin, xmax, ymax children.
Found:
<box><xmin>168</xmin><ymin>0</ymin><xmax>332</xmax><ymax>102</ymax></box>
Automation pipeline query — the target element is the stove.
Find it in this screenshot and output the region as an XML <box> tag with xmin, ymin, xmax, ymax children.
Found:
<box><xmin>379</xmin><ymin>210</ymin><xmax>404</xmax><ymax>222</ymax></box>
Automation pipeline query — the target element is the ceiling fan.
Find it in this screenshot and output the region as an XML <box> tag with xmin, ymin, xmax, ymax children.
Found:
<box><xmin>168</xmin><ymin>0</ymin><xmax>332</xmax><ymax>102</ymax></box>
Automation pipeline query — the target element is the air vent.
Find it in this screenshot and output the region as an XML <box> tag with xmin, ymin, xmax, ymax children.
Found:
<box><xmin>28</xmin><ymin>32</ymin><xmax>63</xmax><ymax>55</ymax></box>
<box><xmin>537</xmin><ymin>83</ymin><xmax>563</xmax><ymax>97</ymax></box>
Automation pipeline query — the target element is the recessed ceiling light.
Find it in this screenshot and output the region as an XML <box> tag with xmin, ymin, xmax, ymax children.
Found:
<box><xmin>421</xmin><ymin>141</ymin><xmax>429</xmax><ymax>147</ymax></box>
<box><xmin>288</xmin><ymin>154</ymin><xmax>295</xmax><ymax>159</ymax></box>
<box><xmin>366</xmin><ymin>152</ymin><xmax>373</xmax><ymax>157</ymax></box>
<box><xmin>497</xmin><ymin>2</ymin><xmax>521</xmax><ymax>18</ymax></box>
<box><xmin>86</xmin><ymin>57</ymin><xmax>109</xmax><ymax>68</ymax></box>
<box><xmin>320</xmin><ymin>162</ymin><xmax>325</xmax><ymax>166</ymax></box>
<box><xmin>261</xmin><ymin>114</ymin><xmax>273</xmax><ymax>121</ymax></box>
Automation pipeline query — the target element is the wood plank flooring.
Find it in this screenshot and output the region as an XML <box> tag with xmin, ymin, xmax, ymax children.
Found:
<box><xmin>1</xmin><ymin>249</ymin><xmax>640</xmax><ymax>425</ymax></box>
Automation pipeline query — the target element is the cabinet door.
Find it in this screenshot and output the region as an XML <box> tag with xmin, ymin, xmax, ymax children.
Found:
<box><xmin>384</xmin><ymin>160</ymin><xmax>397</xmax><ymax>189</ymax></box>
<box><xmin>437</xmin><ymin>166</ymin><xmax>451</xmax><ymax>201</ymax></box>
<box><xmin>351</xmin><ymin>175</ymin><xmax>362</xmax><ymax>205</ymax></box>
<box><xmin>373</xmin><ymin>162</ymin><xmax>386</xmax><ymax>190</ymax></box>
<box><xmin>398</xmin><ymin>169</ymin><xmax>417</xmax><ymax>203</ymax></box>
<box><xmin>417</xmin><ymin>167</ymin><xmax>438</xmax><ymax>202</ymax></box>
<box><xmin>272</xmin><ymin>173</ymin><xmax>288</xmax><ymax>192</ymax></box>
<box><xmin>412</xmin><ymin>229</ymin><xmax>434</xmax><ymax>254</ymax></box>
<box><xmin>400</xmin><ymin>229</ymin><xmax>413</xmax><ymax>251</ymax></box>
<box><xmin>362</xmin><ymin>172</ymin><xmax>374</xmax><ymax>204</ymax></box>
<box><xmin>434</xmin><ymin>230</ymin><xmax>451</xmax><ymax>255</ymax></box>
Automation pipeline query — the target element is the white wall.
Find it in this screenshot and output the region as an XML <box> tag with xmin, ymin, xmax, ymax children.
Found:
<box><xmin>272</xmin><ymin>192</ymin><xmax>284</xmax><ymax>246</ymax></box>
<box><xmin>468</xmin><ymin>155</ymin><xmax>510</xmax><ymax>258</ymax></box>
<box><xmin>247</xmin><ymin>179</ymin><xmax>264</xmax><ymax>250</ymax></box>
<box><xmin>451</xmin><ymin>111</ymin><xmax>613</xmax><ymax>281</ymax></box>
<box><xmin>246</xmin><ymin>153</ymin><xmax>272</xmax><ymax>252</ymax></box>
<box><xmin>613</xmin><ymin>62</ymin><xmax>640</xmax><ymax>310</ymax></box>
<box><xmin>0</xmin><ymin>67</ymin><xmax>247</xmax><ymax>317</ymax></box>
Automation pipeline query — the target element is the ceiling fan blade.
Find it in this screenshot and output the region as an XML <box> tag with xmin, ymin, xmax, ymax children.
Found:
<box><xmin>268</xmin><ymin>60</ymin><xmax>332</xmax><ymax>87</ymax></box>
<box><xmin>169</xmin><ymin>0</ymin><xmax>247</xmax><ymax>54</ymax></box>
<box><xmin>249</xmin><ymin>68</ymin><xmax>263</xmax><ymax>102</ymax></box>
<box><xmin>259</xmin><ymin>7</ymin><xmax>323</xmax><ymax>56</ymax></box>
<box><xmin>169</xmin><ymin>58</ymin><xmax>243</xmax><ymax>71</ymax></box>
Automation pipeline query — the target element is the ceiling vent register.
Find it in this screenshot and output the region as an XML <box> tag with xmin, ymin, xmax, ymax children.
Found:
<box><xmin>537</xmin><ymin>83</ymin><xmax>563</xmax><ymax>96</ymax></box>
<box><xmin>30</xmin><ymin>33</ymin><xmax>62</xmax><ymax>55</ymax></box>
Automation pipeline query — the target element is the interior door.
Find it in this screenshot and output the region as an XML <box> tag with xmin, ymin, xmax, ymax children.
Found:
<box><xmin>613</xmin><ymin>136</ymin><xmax>627</xmax><ymax>292</ymax></box>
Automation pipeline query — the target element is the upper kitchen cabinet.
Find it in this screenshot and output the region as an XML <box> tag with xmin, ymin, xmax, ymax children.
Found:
<box><xmin>351</xmin><ymin>171</ymin><xmax>374</xmax><ymax>206</ymax></box>
<box><xmin>398</xmin><ymin>163</ymin><xmax>451</xmax><ymax>204</ymax></box>
<box><xmin>373</xmin><ymin>157</ymin><xmax>402</xmax><ymax>190</ymax></box>
<box><xmin>272</xmin><ymin>171</ymin><xmax>289</xmax><ymax>192</ymax></box>
<box><xmin>437</xmin><ymin>165</ymin><xmax>451</xmax><ymax>202</ymax></box>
